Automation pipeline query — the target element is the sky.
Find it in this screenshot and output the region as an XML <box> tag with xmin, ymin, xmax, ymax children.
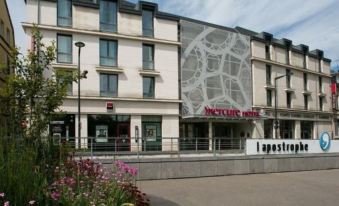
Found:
<box><xmin>7</xmin><ymin>0</ymin><xmax>339</xmax><ymax>70</ymax></box>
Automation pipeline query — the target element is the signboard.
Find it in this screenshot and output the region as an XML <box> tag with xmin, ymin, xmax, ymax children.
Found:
<box><xmin>246</xmin><ymin>133</ymin><xmax>339</xmax><ymax>155</ymax></box>
<box><xmin>145</xmin><ymin>125</ymin><xmax>157</xmax><ymax>141</ymax></box>
<box><xmin>106</xmin><ymin>101</ymin><xmax>114</xmax><ymax>110</ymax></box>
<box><xmin>96</xmin><ymin>125</ymin><xmax>108</xmax><ymax>143</ymax></box>
<box><xmin>204</xmin><ymin>106</ymin><xmax>260</xmax><ymax>118</ymax></box>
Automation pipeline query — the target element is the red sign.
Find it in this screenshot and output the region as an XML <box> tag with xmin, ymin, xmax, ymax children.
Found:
<box><xmin>106</xmin><ymin>101</ymin><xmax>114</xmax><ymax>110</ymax></box>
<box><xmin>331</xmin><ymin>83</ymin><xmax>337</xmax><ymax>94</ymax></box>
<box><xmin>204</xmin><ymin>106</ymin><xmax>260</xmax><ymax>117</ymax></box>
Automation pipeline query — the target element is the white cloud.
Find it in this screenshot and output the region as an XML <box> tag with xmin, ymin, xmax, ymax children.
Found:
<box><xmin>159</xmin><ymin>0</ymin><xmax>339</xmax><ymax>67</ymax></box>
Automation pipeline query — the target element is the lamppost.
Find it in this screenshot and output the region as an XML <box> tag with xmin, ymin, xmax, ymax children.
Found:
<box><xmin>75</xmin><ymin>41</ymin><xmax>85</xmax><ymax>149</ymax></box>
<box><xmin>274</xmin><ymin>71</ymin><xmax>293</xmax><ymax>139</ymax></box>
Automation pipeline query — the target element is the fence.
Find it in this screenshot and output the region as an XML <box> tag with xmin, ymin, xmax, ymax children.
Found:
<box><xmin>54</xmin><ymin>136</ymin><xmax>245</xmax><ymax>156</ymax></box>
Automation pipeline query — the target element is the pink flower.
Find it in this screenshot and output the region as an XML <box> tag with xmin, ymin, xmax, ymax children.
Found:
<box><xmin>51</xmin><ymin>191</ymin><xmax>60</xmax><ymax>201</ymax></box>
<box><xmin>0</xmin><ymin>192</ymin><xmax>4</xmax><ymax>198</ymax></box>
<box><xmin>3</xmin><ymin>201</ymin><xmax>9</xmax><ymax>206</ymax></box>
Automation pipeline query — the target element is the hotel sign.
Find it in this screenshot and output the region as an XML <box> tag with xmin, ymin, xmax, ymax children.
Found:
<box><xmin>204</xmin><ymin>106</ymin><xmax>260</xmax><ymax>118</ymax></box>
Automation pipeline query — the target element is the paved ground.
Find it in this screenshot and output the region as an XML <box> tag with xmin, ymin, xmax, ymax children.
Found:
<box><xmin>137</xmin><ymin>169</ymin><xmax>339</xmax><ymax>206</ymax></box>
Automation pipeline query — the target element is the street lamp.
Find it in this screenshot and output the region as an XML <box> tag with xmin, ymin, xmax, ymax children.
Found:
<box><xmin>75</xmin><ymin>41</ymin><xmax>85</xmax><ymax>149</ymax></box>
<box><xmin>274</xmin><ymin>71</ymin><xmax>293</xmax><ymax>139</ymax></box>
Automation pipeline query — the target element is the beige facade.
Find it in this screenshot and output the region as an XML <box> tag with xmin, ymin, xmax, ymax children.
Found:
<box><xmin>251</xmin><ymin>36</ymin><xmax>332</xmax><ymax>140</ymax></box>
<box><xmin>24</xmin><ymin>0</ymin><xmax>180</xmax><ymax>150</ymax></box>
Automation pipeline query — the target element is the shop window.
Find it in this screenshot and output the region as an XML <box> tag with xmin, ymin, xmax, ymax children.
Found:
<box><xmin>57</xmin><ymin>34</ymin><xmax>72</xmax><ymax>63</ymax></box>
<box><xmin>279</xmin><ymin>120</ymin><xmax>294</xmax><ymax>139</ymax></box>
<box><xmin>301</xmin><ymin>121</ymin><xmax>313</xmax><ymax>139</ymax></box>
<box><xmin>142</xmin><ymin>116</ymin><xmax>162</xmax><ymax>151</ymax></box>
<box><xmin>142</xmin><ymin>44</ymin><xmax>154</xmax><ymax>70</ymax></box>
<box><xmin>100</xmin><ymin>73</ymin><xmax>118</xmax><ymax>97</ymax></box>
<box><xmin>142</xmin><ymin>9</ymin><xmax>154</xmax><ymax>37</ymax></box>
<box><xmin>57</xmin><ymin>0</ymin><xmax>72</xmax><ymax>27</ymax></box>
<box><xmin>100</xmin><ymin>39</ymin><xmax>117</xmax><ymax>67</ymax></box>
<box><xmin>143</xmin><ymin>76</ymin><xmax>155</xmax><ymax>98</ymax></box>
<box><xmin>100</xmin><ymin>0</ymin><xmax>117</xmax><ymax>32</ymax></box>
<box><xmin>49</xmin><ymin>114</ymin><xmax>75</xmax><ymax>145</ymax></box>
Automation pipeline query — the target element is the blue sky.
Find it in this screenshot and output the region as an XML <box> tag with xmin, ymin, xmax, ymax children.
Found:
<box><xmin>7</xmin><ymin>0</ymin><xmax>339</xmax><ymax>69</ymax></box>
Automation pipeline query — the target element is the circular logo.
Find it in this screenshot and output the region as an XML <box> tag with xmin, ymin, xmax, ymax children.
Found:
<box><xmin>319</xmin><ymin>132</ymin><xmax>331</xmax><ymax>151</ymax></box>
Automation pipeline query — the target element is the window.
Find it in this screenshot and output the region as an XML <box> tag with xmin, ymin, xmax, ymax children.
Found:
<box><xmin>286</xmin><ymin>48</ymin><xmax>289</xmax><ymax>64</ymax></box>
<box><xmin>303</xmin><ymin>73</ymin><xmax>308</xmax><ymax>91</ymax></box>
<box><xmin>100</xmin><ymin>74</ymin><xmax>118</xmax><ymax>97</ymax></box>
<box><xmin>142</xmin><ymin>44</ymin><xmax>154</xmax><ymax>70</ymax></box>
<box><xmin>266</xmin><ymin>65</ymin><xmax>271</xmax><ymax>85</ymax></box>
<box><xmin>304</xmin><ymin>94</ymin><xmax>308</xmax><ymax>110</ymax></box>
<box><xmin>143</xmin><ymin>77</ymin><xmax>154</xmax><ymax>98</ymax></box>
<box><xmin>57</xmin><ymin>34</ymin><xmax>72</xmax><ymax>63</ymax></box>
<box><xmin>319</xmin><ymin>96</ymin><xmax>323</xmax><ymax>111</ymax></box>
<box><xmin>264</xmin><ymin>120</ymin><xmax>273</xmax><ymax>139</ymax></box>
<box><xmin>6</xmin><ymin>28</ymin><xmax>10</xmax><ymax>43</ymax></box>
<box><xmin>100</xmin><ymin>0</ymin><xmax>117</xmax><ymax>32</ymax></box>
<box><xmin>142</xmin><ymin>10</ymin><xmax>154</xmax><ymax>37</ymax></box>
<box><xmin>100</xmin><ymin>39</ymin><xmax>117</xmax><ymax>66</ymax></box>
<box><xmin>265</xmin><ymin>45</ymin><xmax>270</xmax><ymax>60</ymax></box>
<box><xmin>303</xmin><ymin>54</ymin><xmax>307</xmax><ymax>68</ymax></box>
<box><xmin>57</xmin><ymin>71</ymin><xmax>73</xmax><ymax>95</ymax></box>
<box><xmin>57</xmin><ymin>0</ymin><xmax>72</xmax><ymax>27</ymax></box>
<box><xmin>267</xmin><ymin>90</ymin><xmax>272</xmax><ymax>107</ymax></box>
<box><xmin>286</xmin><ymin>69</ymin><xmax>291</xmax><ymax>88</ymax></box>
<box><xmin>319</xmin><ymin>76</ymin><xmax>323</xmax><ymax>93</ymax></box>
<box><xmin>0</xmin><ymin>20</ymin><xmax>4</xmax><ymax>36</ymax></box>
<box><xmin>318</xmin><ymin>59</ymin><xmax>322</xmax><ymax>72</ymax></box>
<box><xmin>286</xmin><ymin>92</ymin><xmax>292</xmax><ymax>108</ymax></box>
<box><xmin>301</xmin><ymin>121</ymin><xmax>313</xmax><ymax>139</ymax></box>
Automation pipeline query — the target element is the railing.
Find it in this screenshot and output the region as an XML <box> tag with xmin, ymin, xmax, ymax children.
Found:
<box><xmin>52</xmin><ymin>136</ymin><xmax>245</xmax><ymax>157</ymax></box>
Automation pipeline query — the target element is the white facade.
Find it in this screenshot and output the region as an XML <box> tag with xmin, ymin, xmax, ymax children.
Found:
<box><xmin>24</xmin><ymin>0</ymin><xmax>180</xmax><ymax>151</ymax></box>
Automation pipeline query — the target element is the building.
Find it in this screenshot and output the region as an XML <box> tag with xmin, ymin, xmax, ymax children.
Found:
<box><xmin>24</xmin><ymin>0</ymin><xmax>180</xmax><ymax>151</ymax></box>
<box><xmin>0</xmin><ymin>0</ymin><xmax>15</xmax><ymax>132</ymax></box>
<box><xmin>23</xmin><ymin>0</ymin><xmax>333</xmax><ymax>152</ymax></box>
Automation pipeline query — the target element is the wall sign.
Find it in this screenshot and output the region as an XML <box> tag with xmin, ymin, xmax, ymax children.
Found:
<box><xmin>106</xmin><ymin>101</ymin><xmax>114</xmax><ymax>110</ymax></box>
<box><xmin>96</xmin><ymin>125</ymin><xmax>108</xmax><ymax>143</ymax></box>
<box><xmin>246</xmin><ymin>137</ymin><xmax>339</xmax><ymax>155</ymax></box>
<box><xmin>204</xmin><ymin>106</ymin><xmax>260</xmax><ymax>117</ymax></box>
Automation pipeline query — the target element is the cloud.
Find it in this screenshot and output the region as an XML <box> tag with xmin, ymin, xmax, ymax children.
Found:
<box><xmin>158</xmin><ymin>0</ymin><xmax>339</xmax><ymax>68</ymax></box>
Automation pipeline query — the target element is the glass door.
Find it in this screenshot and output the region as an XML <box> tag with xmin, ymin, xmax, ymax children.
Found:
<box><xmin>116</xmin><ymin>124</ymin><xmax>130</xmax><ymax>151</ymax></box>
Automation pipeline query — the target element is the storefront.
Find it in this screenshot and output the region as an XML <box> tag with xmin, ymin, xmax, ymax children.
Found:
<box><xmin>49</xmin><ymin>114</ymin><xmax>75</xmax><ymax>146</ymax></box>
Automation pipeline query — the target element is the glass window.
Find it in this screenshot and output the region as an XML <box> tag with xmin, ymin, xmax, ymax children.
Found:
<box><xmin>319</xmin><ymin>76</ymin><xmax>323</xmax><ymax>93</ymax></box>
<box><xmin>57</xmin><ymin>71</ymin><xmax>73</xmax><ymax>95</ymax></box>
<box><xmin>286</xmin><ymin>92</ymin><xmax>291</xmax><ymax>108</ymax></box>
<box><xmin>301</xmin><ymin>121</ymin><xmax>313</xmax><ymax>139</ymax></box>
<box><xmin>57</xmin><ymin>0</ymin><xmax>72</xmax><ymax>27</ymax></box>
<box><xmin>142</xmin><ymin>116</ymin><xmax>161</xmax><ymax>151</ymax></box>
<box><xmin>303</xmin><ymin>54</ymin><xmax>307</xmax><ymax>68</ymax></box>
<box><xmin>143</xmin><ymin>77</ymin><xmax>154</xmax><ymax>98</ymax></box>
<box><xmin>100</xmin><ymin>0</ymin><xmax>117</xmax><ymax>32</ymax></box>
<box><xmin>265</xmin><ymin>45</ymin><xmax>270</xmax><ymax>60</ymax></box>
<box><xmin>142</xmin><ymin>10</ymin><xmax>154</xmax><ymax>37</ymax></box>
<box><xmin>6</xmin><ymin>28</ymin><xmax>10</xmax><ymax>43</ymax></box>
<box><xmin>143</xmin><ymin>44</ymin><xmax>154</xmax><ymax>70</ymax></box>
<box><xmin>0</xmin><ymin>20</ymin><xmax>4</xmax><ymax>36</ymax></box>
<box><xmin>304</xmin><ymin>95</ymin><xmax>308</xmax><ymax>110</ymax></box>
<box><xmin>267</xmin><ymin>90</ymin><xmax>272</xmax><ymax>107</ymax></box>
<box><xmin>266</xmin><ymin>65</ymin><xmax>271</xmax><ymax>84</ymax></box>
<box><xmin>100</xmin><ymin>39</ymin><xmax>117</xmax><ymax>66</ymax></box>
<box><xmin>264</xmin><ymin>120</ymin><xmax>273</xmax><ymax>139</ymax></box>
<box><xmin>57</xmin><ymin>34</ymin><xmax>72</xmax><ymax>63</ymax></box>
<box><xmin>100</xmin><ymin>74</ymin><xmax>118</xmax><ymax>97</ymax></box>
<box><xmin>286</xmin><ymin>48</ymin><xmax>289</xmax><ymax>64</ymax></box>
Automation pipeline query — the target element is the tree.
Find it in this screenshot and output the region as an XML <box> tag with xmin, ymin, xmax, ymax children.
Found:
<box><xmin>0</xmin><ymin>26</ymin><xmax>75</xmax><ymax>139</ymax></box>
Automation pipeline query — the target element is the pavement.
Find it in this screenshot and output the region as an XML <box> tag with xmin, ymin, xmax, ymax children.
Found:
<box><xmin>137</xmin><ymin>169</ymin><xmax>339</xmax><ymax>206</ymax></box>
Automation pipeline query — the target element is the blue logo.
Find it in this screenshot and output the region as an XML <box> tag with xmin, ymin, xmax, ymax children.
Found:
<box><xmin>319</xmin><ymin>132</ymin><xmax>331</xmax><ymax>151</ymax></box>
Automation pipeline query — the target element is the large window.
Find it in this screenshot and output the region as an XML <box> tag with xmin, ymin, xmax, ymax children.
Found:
<box><xmin>100</xmin><ymin>39</ymin><xmax>117</xmax><ymax>66</ymax></box>
<box><xmin>142</xmin><ymin>44</ymin><xmax>154</xmax><ymax>70</ymax></box>
<box><xmin>143</xmin><ymin>76</ymin><xmax>155</xmax><ymax>98</ymax></box>
<box><xmin>301</xmin><ymin>121</ymin><xmax>313</xmax><ymax>139</ymax></box>
<box><xmin>57</xmin><ymin>0</ymin><xmax>72</xmax><ymax>27</ymax></box>
<box><xmin>57</xmin><ymin>34</ymin><xmax>72</xmax><ymax>63</ymax></box>
<box><xmin>266</xmin><ymin>65</ymin><xmax>271</xmax><ymax>85</ymax></box>
<box><xmin>142</xmin><ymin>116</ymin><xmax>162</xmax><ymax>151</ymax></box>
<box><xmin>267</xmin><ymin>90</ymin><xmax>272</xmax><ymax>107</ymax></box>
<box><xmin>279</xmin><ymin>120</ymin><xmax>294</xmax><ymax>139</ymax></box>
<box><xmin>100</xmin><ymin>0</ymin><xmax>117</xmax><ymax>32</ymax></box>
<box><xmin>100</xmin><ymin>74</ymin><xmax>118</xmax><ymax>97</ymax></box>
<box><xmin>142</xmin><ymin>10</ymin><xmax>154</xmax><ymax>37</ymax></box>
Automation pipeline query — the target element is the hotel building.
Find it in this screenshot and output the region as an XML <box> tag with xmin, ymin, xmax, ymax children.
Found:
<box><xmin>23</xmin><ymin>0</ymin><xmax>333</xmax><ymax>151</ymax></box>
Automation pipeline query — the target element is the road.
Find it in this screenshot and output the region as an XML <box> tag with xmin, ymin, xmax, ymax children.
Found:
<box><xmin>137</xmin><ymin>169</ymin><xmax>339</xmax><ymax>206</ymax></box>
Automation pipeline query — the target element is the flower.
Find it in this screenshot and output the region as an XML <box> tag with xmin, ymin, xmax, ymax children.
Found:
<box><xmin>51</xmin><ymin>191</ymin><xmax>60</xmax><ymax>201</ymax></box>
<box><xmin>0</xmin><ymin>192</ymin><xmax>4</xmax><ymax>198</ymax></box>
<box><xmin>3</xmin><ymin>201</ymin><xmax>9</xmax><ymax>206</ymax></box>
<box><xmin>28</xmin><ymin>200</ymin><xmax>35</xmax><ymax>205</ymax></box>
